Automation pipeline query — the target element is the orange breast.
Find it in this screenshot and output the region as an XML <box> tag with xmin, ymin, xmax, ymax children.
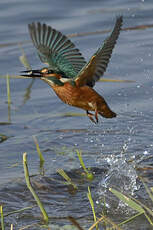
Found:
<box><xmin>51</xmin><ymin>82</ymin><xmax>107</xmax><ymax>112</ymax></box>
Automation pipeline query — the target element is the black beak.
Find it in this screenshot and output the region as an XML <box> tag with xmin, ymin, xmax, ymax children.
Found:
<box><xmin>20</xmin><ymin>69</ymin><xmax>41</xmax><ymax>78</ymax></box>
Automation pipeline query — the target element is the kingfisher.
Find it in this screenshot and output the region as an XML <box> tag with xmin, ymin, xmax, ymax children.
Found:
<box><xmin>21</xmin><ymin>16</ymin><xmax>123</xmax><ymax>123</ymax></box>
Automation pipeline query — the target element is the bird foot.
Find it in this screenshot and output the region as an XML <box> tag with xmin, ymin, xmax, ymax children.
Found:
<box><xmin>86</xmin><ymin>111</ymin><xmax>98</xmax><ymax>124</ymax></box>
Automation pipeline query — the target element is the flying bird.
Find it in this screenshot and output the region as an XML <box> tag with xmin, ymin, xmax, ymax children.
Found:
<box><xmin>21</xmin><ymin>16</ymin><xmax>123</xmax><ymax>123</ymax></box>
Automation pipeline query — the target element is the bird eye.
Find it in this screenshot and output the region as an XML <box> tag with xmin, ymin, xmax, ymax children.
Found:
<box><xmin>48</xmin><ymin>70</ymin><xmax>53</xmax><ymax>74</ymax></box>
<box><xmin>41</xmin><ymin>68</ymin><xmax>49</xmax><ymax>73</ymax></box>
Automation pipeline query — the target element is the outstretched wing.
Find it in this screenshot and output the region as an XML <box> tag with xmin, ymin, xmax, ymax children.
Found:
<box><xmin>75</xmin><ymin>16</ymin><xmax>123</xmax><ymax>87</ymax></box>
<box><xmin>28</xmin><ymin>22</ymin><xmax>86</xmax><ymax>78</ymax></box>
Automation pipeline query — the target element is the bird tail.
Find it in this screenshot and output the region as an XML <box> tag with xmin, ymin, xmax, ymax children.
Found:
<box><xmin>98</xmin><ymin>104</ymin><xmax>116</xmax><ymax>118</ymax></box>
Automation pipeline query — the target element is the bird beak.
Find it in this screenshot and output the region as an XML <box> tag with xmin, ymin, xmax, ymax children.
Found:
<box><xmin>20</xmin><ymin>69</ymin><xmax>41</xmax><ymax>78</ymax></box>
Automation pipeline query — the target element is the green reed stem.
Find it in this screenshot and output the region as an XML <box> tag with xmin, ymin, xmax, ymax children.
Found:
<box><xmin>87</xmin><ymin>187</ymin><xmax>98</xmax><ymax>230</ymax></box>
<box><xmin>4</xmin><ymin>206</ymin><xmax>34</xmax><ymax>217</ymax></box>
<box><xmin>6</xmin><ymin>75</ymin><xmax>11</xmax><ymax>106</ymax></box>
<box><xmin>118</xmin><ymin>212</ymin><xmax>143</xmax><ymax>227</ymax></box>
<box><xmin>0</xmin><ymin>206</ymin><xmax>5</xmax><ymax>230</ymax></box>
<box><xmin>23</xmin><ymin>153</ymin><xmax>48</xmax><ymax>224</ymax></box>
<box><xmin>33</xmin><ymin>136</ymin><xmax>45</xmax><ymax>172</ymax></box>
<box><xmin>76</xmin><ymin>150</ymin><xmax>93</xmax><ymax>181</ymax></box>
<box><xmin>57</xmin><ymin>168</ymin><xmax>77</xmax><ymax>190</ymax></box>
<box><xmin>140</xmin><ymin>176</ymin><xmax>153</xmax><ymax>202</ymax></box>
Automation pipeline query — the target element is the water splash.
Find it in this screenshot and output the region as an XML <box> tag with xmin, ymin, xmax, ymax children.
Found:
<box><xmin>97</xmin><ymin>142</ymin><xmax>140</xmax><ymax>214</ymax></box>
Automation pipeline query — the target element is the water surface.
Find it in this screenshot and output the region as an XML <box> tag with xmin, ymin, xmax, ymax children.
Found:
<box><xmin>0</xmin><ymin>0</ymin><xmax>153</xmax><ymax>229</ymax></box>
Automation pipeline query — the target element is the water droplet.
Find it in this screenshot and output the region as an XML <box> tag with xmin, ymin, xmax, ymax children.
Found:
<box><xmin>143</xmin><ymin>150</ymin><xmax>148</xmax><ymax>155</ymax></box>
<box><xmin>97</xmin><ymin>154</ymin><xmax>139</xmax><ymax>214</ymax></box>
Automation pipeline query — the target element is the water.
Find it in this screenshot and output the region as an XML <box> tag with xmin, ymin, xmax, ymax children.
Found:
<box><xmin>0</xmin><ymin>0</ymin><xmax>153</xmax><ymax>229</ymax></box>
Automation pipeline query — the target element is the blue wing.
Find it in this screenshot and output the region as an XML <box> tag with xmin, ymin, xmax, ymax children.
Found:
<box><xmin>28</xmin><ymin>22</ymin><xmax>86</xmax><ymax>78</ymax></box>
<box><xmin>75</xmin><ymin>16</ymin><xmax>123</xmax><ymax>87</ymax></box>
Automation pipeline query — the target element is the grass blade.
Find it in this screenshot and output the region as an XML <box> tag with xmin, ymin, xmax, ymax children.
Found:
<box><xmin>23</xmin><ymin>153</ymin><xmax>48</xmax><ymax>223</ymax></box>
<box><xmin>140</xmin><ymin>177</ymin><xmax>153</xmax><ymax>202</ymax></box>
<box><xmin>87</xmin><ymin>187</ymin><xmax>98</xmax><ymax>230</ymax></box>
<box><xmin>19</xmin><ymin>46</ymin><xmax>31</xmax><ymax>70</ymax></box>
<box><xmin>68</xmin><ymin>216</ymin><xmax>84</xmax><ymax>230</ymax></box>
<box><xmin>0</xmin><ymin>75</ymin><xmax>32</xmax><ymax>79</ymax></box>
<box><xmin>76</xmin><ymin>150</ymin><xmax>93</xmax><ymax>181</ymax></box>
<box><xmin>6</xmin><ymin>74</ymin><xmax>11</xmax><ymax>123</ymax></box>
<box><xmin>57</xmin><ymin>168</ymin><xmax>78</xmax><ymax>190</ymax></box>
<box><xmin>33</xmin><ymin>136</ymin><xmax>44</xmax><ymax>163</ymax></box>
<box><xmin>118</xmin><ymin>212</ymin><xmax>143</xmax><ymax>227</ymax></box>
<box><xmin>4</xmin><ymin>206</ymin><xmax>34</xmax><ymax>217</ymax></box>
<box><xmin>0</xmin><ymin>206</ymin><xmax>5</xmax><ymax>230</ymax></box>
<box><xmin>109</xmin><ymin>188</ymin><xmax>144</xmax><ymax>213</ymax></box>
<box><xmin>6</xmin><ymin>75</ymin><xmax>11</xmax><ymax>106</ymax></box>
<box><xmin>99</xmin><ymin>78</ymin><xmax>135</xmax><ymax>83</ymax></box>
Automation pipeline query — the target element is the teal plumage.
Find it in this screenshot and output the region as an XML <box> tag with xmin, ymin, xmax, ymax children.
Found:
<box><xmin>28</xmin><ymin>16</ymin><xmax>122</xmax><ymax>87</ymax></box>
<box><xmin>23</xmin><ymin>17</ymin><xmax>123</xmax><ymax>123</ymax></box>
<box><xmin>28</xmin><ymin>22</ymin><xmax>86</xmax><ymax>78</ymax></box>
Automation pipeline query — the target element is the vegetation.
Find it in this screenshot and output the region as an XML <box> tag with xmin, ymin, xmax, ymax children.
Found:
<box><xmin>0</xmin><ymin>141</ymin><xmax>153</xmax><ymax>229</ymax></box>
<box><xmin>0</xmin><ymin>52</ymin><xmax>152</xmax><ymax>229</ymax></box>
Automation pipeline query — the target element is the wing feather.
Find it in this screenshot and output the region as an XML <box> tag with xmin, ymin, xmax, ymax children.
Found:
<box><xmin>75</xmin><ymin>16</ymin><xmax>123</xmax><ymax>87</ymax></box>
<box><xmin>28</xmin><ymin>22</ymin><xmax>86</xmax><ymax>77</ymax></box>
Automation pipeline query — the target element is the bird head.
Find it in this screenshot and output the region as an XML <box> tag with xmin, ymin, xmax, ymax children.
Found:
<box><xmin>20</xmin><ymin>67</ymin><xmax>54</xmax><ymax>78</ymax></box>
<box><xmin>20</xmin><ymin>67</ymin><xmax>64</xmax><ymax>86</ymax></box>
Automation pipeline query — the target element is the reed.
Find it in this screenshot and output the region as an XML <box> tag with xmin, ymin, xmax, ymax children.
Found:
<box><xmin>57</xmin><ymin>168</ymin><xmax>78</xmax><ymax>191</ymax></box>
<box><xmin>33</xmin><ymin>136</ymin><xmax>45</xmax><ymax>175</ymax></box>
<box><xmin>76</xmin><ymin>149</ymin><xmax>94</xmax><ymax>180</ymax></box>
<box><xmin>23</xmin><ymin>153</ymin><xmax>48</xmax><ymax>224</ymax></box>
<box><xmin>87</xmin><ymin>187</ymin><xmax>98</xmax><ymax>230</ymax></box>
<box><xmin>0</xmin><ymin>206</ymin><xmax>5</xmax><ymax>230</ymax></box>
